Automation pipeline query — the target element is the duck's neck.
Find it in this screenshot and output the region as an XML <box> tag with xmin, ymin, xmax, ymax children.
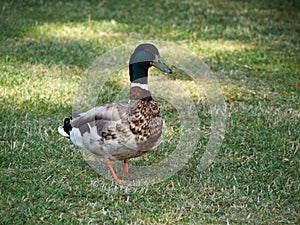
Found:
<box><xmin>129</xmin><ymin>62</ymin><xmax>149</xmax><ymax>84</ymax></box>
<box><xmin>129</xmin><ymin>82</ymin><xmax>152</xmax><ymax>100</ymax></box>
<box><xmin>129</xmin><ymin>63</ymin><xmax>151</xmax><ymax>100</ymax></box>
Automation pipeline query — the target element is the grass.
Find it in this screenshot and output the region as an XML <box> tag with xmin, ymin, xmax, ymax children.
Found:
<box><xmin>1</xmin><ymin>0</ymin><xmax>299</xmax><ymax>224</ymax></box>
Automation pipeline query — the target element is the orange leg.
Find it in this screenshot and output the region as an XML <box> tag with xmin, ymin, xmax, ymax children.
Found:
<box><xmin>105</xmin><ymin>159</ymin><xmax>131</xmax><ymax>184</ymax></box>
<box><xmin>122</xmin><ymin>159</ymin><xmax>130</xmax><ymax>175</ymax></box>
<box><xmin>122</xmin><ymin>159</ymin><xmax>136</xmax><ymax>176</ymax></box>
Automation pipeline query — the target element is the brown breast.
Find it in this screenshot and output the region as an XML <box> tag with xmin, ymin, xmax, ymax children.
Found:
<box><xmin>128</xmin><ymin>96</ymin><xmax>163</xmax><ymax>153</ymax></box>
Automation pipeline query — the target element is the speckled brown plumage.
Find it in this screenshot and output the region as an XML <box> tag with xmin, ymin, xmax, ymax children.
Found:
<box><xmin>128</xmin><ymin>96</ymin><xmax>162</xmax><ymax>151</ymax></box>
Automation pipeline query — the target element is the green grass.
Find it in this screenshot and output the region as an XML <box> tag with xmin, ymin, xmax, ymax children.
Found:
<box><xmin>1</xmin><ymin>0</ymin><xmax>299</xmax><ymax>224</ymax></box>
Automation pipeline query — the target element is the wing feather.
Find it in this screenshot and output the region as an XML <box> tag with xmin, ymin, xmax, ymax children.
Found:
<box><xmin>71</xmin><ymin>102</ymin><xmax>125</xmax><ymax>128</ymax></box>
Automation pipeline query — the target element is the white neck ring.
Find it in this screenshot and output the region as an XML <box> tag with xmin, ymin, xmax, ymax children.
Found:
<box><xmin>130</xmin><ymin>82</ymin><xmax>149</xmax><ymax>91</ymax></box>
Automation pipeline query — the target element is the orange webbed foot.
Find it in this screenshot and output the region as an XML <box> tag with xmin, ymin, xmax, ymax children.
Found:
<box><xmin>105</xmin><ymin>159</ymin><xmax>133</xmax><ymax>184</ymax></box>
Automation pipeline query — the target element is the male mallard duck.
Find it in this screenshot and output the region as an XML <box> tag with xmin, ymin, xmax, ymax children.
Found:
<box><xmin>58</xmin><ymin>43</ymin><xmax>172</xmax><ymax>183</ymax></box>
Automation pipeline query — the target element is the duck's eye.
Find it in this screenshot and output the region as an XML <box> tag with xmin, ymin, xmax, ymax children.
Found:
<box><xmin>154</xmin><ymin>54</ymin><xmax>162</xmax><ymax>63</ymax></box>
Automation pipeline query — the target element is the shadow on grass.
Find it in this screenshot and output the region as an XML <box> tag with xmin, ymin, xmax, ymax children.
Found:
<box><xmin>1</xmin><ymin>38</ymin><xmax>106</xmax><ymax>68</ymax></box>
<box><xmin>0</xmin><ymin>0</ymin><xmax>298</xmax><ymax>72</ymax></box>
<box><xmin>1</xmin><ymin>0</ymin><xmax>299</xmax><ymax>41</ymax></box>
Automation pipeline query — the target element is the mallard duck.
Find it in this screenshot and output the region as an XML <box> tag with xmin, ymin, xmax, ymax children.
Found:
<box><xmin>58</xmin><ymin>43</ymin><xmax>172</xmax><ymax>184</ymax></box>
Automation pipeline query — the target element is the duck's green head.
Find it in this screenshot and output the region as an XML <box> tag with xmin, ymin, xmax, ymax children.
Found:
<box><xmin>129</xmin><ymin>43</ymin><xmax>172</xmax><ymax>84</ymax></box>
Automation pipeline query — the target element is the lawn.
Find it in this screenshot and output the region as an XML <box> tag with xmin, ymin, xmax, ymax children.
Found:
<box><xmin>1</xmin><ymin>0</ymin><xmax>299</xmax><ymax>224</ymax></box>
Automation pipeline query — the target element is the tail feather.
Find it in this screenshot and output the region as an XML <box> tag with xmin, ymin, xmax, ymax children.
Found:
<box><xmin>58</xmin><ymin>117</ymin><xmax>72</xmax><ymax>138</ymax></box>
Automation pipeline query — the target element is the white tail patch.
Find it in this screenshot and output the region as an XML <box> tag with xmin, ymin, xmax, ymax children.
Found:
<box><xmin>58</xmin><ymin>126</ymin><xmax>70</xmax><ymax>137</ymax></box>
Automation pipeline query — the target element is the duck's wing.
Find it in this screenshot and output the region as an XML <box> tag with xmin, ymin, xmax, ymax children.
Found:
<box><xmin>69</xmin><ymin>101</ymin><xmax>138</xmax><ymax>158</ymax></box>
<box><xmin>71</xmin><ymin>101</ymin><xmax>128</xmax><ymax>128</ymax></box>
